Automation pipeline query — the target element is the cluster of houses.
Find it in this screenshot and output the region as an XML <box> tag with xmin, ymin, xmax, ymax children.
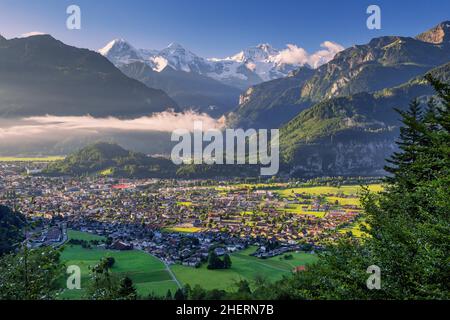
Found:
<box><xmin>66</xmin><ymin>218</ymin><xmax>250</xmax><ymax>267</ymax></box>
<box><xmin>25</xmin><ymin>223</ymin><xmax>67</xmax><ymax>248</ymax></box>
<box><xmin>0</xmin><ymin>162</ymin><xmax>364</xmax><ymax>266</ymax></box>
<box><xmin>252</xmin><ymin>243</ymin><xmax>316</xmax><ymax>259</ymax></box>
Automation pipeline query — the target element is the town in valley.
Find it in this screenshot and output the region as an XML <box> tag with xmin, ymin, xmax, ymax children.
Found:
<box><xmin>0</xmin><ymin>160</ymin><xmax>378</xmax><ymax>270</ymax></box>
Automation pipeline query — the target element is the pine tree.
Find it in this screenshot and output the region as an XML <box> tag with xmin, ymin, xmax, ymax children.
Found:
<box><xmin>425</xmin><ymin>74</ymin><xmax>450</xmax><ymax>132</ymax></box>
<box><xmin>223</xmin><ymin>254</ymin><xmax>232</xmax><ymax>269</ymax></box>
<box><xmin>207</xmin><ymin>251</ymin><xmax>223</xmax><ymax>269</ymax></box>
<box><xmin>384</xmin><ymin>99</ymin><xmax>424</xmax><ymax>188</ymax></box>
<box><xmin>422</xmin><ymin>74</ymin><xmax>450</xmax><ymax>177</ymax></box>
<box><xmin>118</xmin><ymin>276</ymin><xmax>137</xmax><ymax>300</ymax></box>
<box><xmin>174</xmin><ymin>288</ymin><xmax>186</xmax><ymax>300</ymax></box>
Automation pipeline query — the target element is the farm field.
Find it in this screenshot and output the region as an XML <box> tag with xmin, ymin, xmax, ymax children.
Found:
<box><xmin>280</xmin><ymin>204</ymin><xmax>327</xmax><ymax>218</ymax></box>
<box><xmin>275</xmin><ymin>184</ymin><xmax>383</xmax><ymax>216</ymax></box>
<box><xmin>171</xmin><ymin>247</ymin><xmax>317</xmax><ymax>291</ymax></box>
<box><xmin>339</xmin><ymin>219</ymin><xmax>370</xmax><ymax>238</ymax></box>
<box><xmin>176</xmin><ymin>201</ymin><xmax>193</xmax><ymax>207</ymax></box>
<box><xmin>0</xmin><ymin>156</ymin><xmax>65</xmax><ymax>162</ymax></box>
<box><xmin>58</xmin><ymin>231</ymin><xmax>178</xmax><ymax>299</ymax></box>
<box><xmin>99</xmin><ymin>168</ymin><xmax>114</xmax><ymax>176</ymax></box>
<box><xmin>66</xmin><ymin>229</ymin><xmax>106</xmax><ymax>241</ymax></box>
<box><xmin>267</xmin><ymin>184</ymin><xmax>382</xmax><ymax>237</ymax></box>
<box><xmin>163</xmin><ymin>226</ymin><xmax>203</xmax><ymax>233</ymax></box>
<box><xmin>276</xmin><ymin>184</ymin><xmax>383</xmax><ymax>199</ymax></box>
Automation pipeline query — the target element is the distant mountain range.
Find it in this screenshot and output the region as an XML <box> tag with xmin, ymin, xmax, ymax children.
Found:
<box><xmin>0</xmin><ymin>34</ymin><xmax>178</xmax><ymax>118</ymax></box>
<box><xmin>99</xmin><ymin>40</ymin><xmax>341</xmax><ymax>90</ymax></box>
<box><xmin>118</xmin><ymin>61</ymin><xmax>241</xmax><ymax>117</ymax></box>
<box><xmin>229</xmin><ymin>21</ymin><xmax>450</xmax><ymax>129</ymax></box>
<box><xmin>99</xmin><ymin>39</ymin><xmax>342</xmax><ymax>116</ymax></box>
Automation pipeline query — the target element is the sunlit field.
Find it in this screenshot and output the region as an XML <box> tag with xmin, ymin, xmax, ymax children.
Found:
<box><xmin>163</xmin><ymin>226</ymin><xmax>203</xmax><ymax>233</ymax></box>
<box><xmin>276</xmin><ymin>184</ymin><xmax>383</xmax><ymax>198</ymax></box>
<box><xmin>0</xmin><ymin>156</ymin><xmax>65</xmax><ymax>162</ymax></box>
<box><xmin>59</xmin><ymin>231</ymin><xmax>178</xmax><ymax>299</ymax></box>
<box><xmin>171</xmin><ymin>246</ymin><xmax>317</xmax><ymax>291</ymax></box>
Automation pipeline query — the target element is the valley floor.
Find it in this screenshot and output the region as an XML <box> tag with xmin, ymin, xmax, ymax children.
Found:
<box><xmin>59</xmin><ymin>231</ymin><xmax>317</xmax><ymax>299</ymax></box>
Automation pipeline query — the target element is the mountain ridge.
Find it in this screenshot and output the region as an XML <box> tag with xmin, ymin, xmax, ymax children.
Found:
<box><xmin>118</xmin><ymin>61</ymin><xmax>241</xmax><ymax>117</ymax></box>
<box><xmin>416</xmin><ymin>20</ymin><xmax>450</xmax><ymax>44</ymax></box>
<box><xmin>279</xmin><ymin>61</ymin><xmax>450</xmax><ymax>177</ymax></box>
<box><xmin>0</xmin><ymin>35</ymin><xmax>179</xmax><ymax>118</ymax></box>
<box><xmin>99</xmin><ymin>39</ymin><xmax>340</xmax><ymax>90</ymax></box>
<box><xmin>44</xmin><ymin>141</ymin><xmax>176</xmax><ymax>178</ymax></box>
<box><xmin>228</xmin><ymin>21</ymin><xmax>450</xmax><ymax>129</ymax></box>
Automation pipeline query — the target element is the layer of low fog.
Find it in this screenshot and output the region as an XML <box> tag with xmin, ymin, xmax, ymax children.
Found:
<box><xmin>0</xmin><ymin>111</ymin><xmax>225</xmax><ymax>156</ymax></box>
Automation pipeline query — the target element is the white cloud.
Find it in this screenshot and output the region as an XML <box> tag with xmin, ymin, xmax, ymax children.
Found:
<box><xmin>0</xmin><ymin>111</ymin><xmax>225</xmax><ymax>140</ymax></box>
<box><xmin>308</xmin><ymin>41</ymin><xmax>345</xmax><ymax>68</ymax></box>
<box><xmin>273</xmin><ymin>44</ymin><xmax>309</xmax><ymax>66</ymax></box>
<box><xmin>273</xmin><ymin>41</ymin><xmax>344</xmax><ymax>68</ymax></box>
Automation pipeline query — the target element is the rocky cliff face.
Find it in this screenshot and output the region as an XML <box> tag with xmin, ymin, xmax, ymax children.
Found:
<box><xmin>280</xmin><ymin>61</ymin><xmax>450</xmax><ymax>177</ymax></box>
<box><xmin>239</xmin><ymin>87</ymin><xmax>255</xmax><ymax>105</ymax></box>
<box><xmin>288</xmin><ymin>134</ymin><xmax>397</xmax><ymax>177</ymax></box>
<box><xmin>300</xmin><ymin>35</ymin><xmax>450</xmax><ymax>102</ymax></box>
<box><xmin>416</xmin><ymin>21</ymin><xmax>450</xmax><ymax>44</ymax></box>
<box><xmin>227</xmin><ymin>67</ymin><xmax>314</xmax><ymax>129</ymax></box>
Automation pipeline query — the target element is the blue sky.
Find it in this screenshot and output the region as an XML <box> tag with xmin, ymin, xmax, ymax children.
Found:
<box><xmin>0</xmin><ymin>0</ymin><xmax>448</xmax><ymax>57</ymax></box>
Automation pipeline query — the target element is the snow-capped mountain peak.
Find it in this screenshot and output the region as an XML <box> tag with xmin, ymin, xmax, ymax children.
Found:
<box><xmin>227</xmin><ymin>43</ymin><xmax>279</xmax><ymax>63</ymax></box>
<box><xmin>157</xmin><ymin>43</ymin><xmax>209</xmax><ymax>74</ymax></box>
<box><xmin>166</xmin><ymin>42</ymin><xmax>185</xmax><ymax>50</ymax></box>
<box><xmin>99</xmin><ymin>39</ymin><xmax>144</xmax><ymax>66</ymax></box>
<box><xmin>99</xmin><ymin>39</ymin><xmax>344</xmax><ymax>89</ymax></box>
<box><xmin>98</xmin><ymin>39</ymin><xmax>125</xmax><ymax>54</ymax></box>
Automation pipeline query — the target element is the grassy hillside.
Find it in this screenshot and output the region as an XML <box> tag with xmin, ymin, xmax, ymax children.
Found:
<box><xmin>0</xmin><ymin>156</ymin><xmax>64</xmax><ymax>162</ymax></box>
<box><xmin>59</xmin><ymin>231</ymin><xmax>178</xmax><ymax>299</ymax></box>
<box><xmin>171</xmin><ymin>246</ymin><xmax>317</xmax><ymax>291</ymax></box>
<box><xmin>45</xmin><ymin>142</ymin><xmax>176</xmax><ymax>178</ymax></box>
<box><xmin>279</xmin><ymin>62</ymin><xmax>450</xmax><ymax>176</ymax></box>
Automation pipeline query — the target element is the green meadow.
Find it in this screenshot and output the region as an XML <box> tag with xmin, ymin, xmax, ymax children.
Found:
<box><xmin>276</xmin><ymin>184</ymin><xmax>383</xmax><ymax>198</ymax></box>
<box><xmin>60</xmin><ymin>233</ymin><xmax>317</xmax><ymax>298</ymax></box>
<box><xmin>0</xmin><ymin>156</ymin><xmax>65</xmax><ymax>162</ymax></box>
<box><xmin>274</xmin><ymin>184</ymin><xmax>383</xmax><ymax>218</ymax></box>
<box><xmin>162</xmin><ymin>226</ymin><xmax>203</xmax><ymax>233</ymax></box>
<box><xmin>338</xmin><ymin>219</ymin><xmax>370</xmax><ymax>238</ymax></box>
<box><xmin>66</xmin><ymin>229</ymin><xmax>106</xmax><ymax>241</ymax></box>
<box><xmin>171</xmin><ymin>247</ymin><xmax>317</xmax><ymax>291</ymax></box>
<box><xmin>58</xmin><ymin>231</ymin><xmax>178</xmax><ymax>299</ymax></box>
